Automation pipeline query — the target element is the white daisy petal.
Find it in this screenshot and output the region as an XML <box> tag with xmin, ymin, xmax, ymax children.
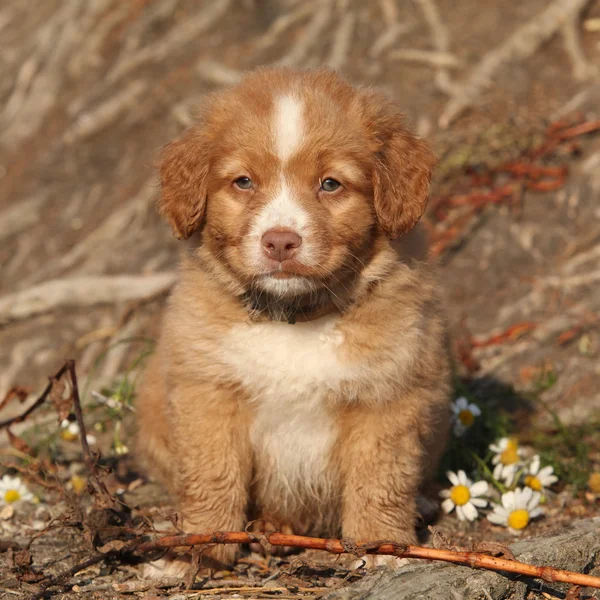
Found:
<box><xmin>470</xmin><ymin>404</ymin><xmax>482</xmax><ymax>417</ymax></box>
<box><xmin>462</xmin><ymin>502</ymin><xmax>478</xmax><ymax>521</ymax></box>
<box><xmin>439</xmin><ymin>489</ymin><xmax>450</xmax><ymax>498</ymax></box>
<box><xmin>470</xmin><ymin>497</ymin><xmax>488</xmax><ymax>508</ymax></box>
<box><xmin>493</xmin><ymin>463</ymin><xmax>503</xmax><ymax>479</ymax></box>
<box><xmin>4</xmin><ymin>475</ymin><xmax>20</xmax><ymax>488</ymax></box>
<box><xmin>503</xmin><ymin>466</ymin><xmax>517</xmax><ymax>486</ymax></box>
<box><xmin>441</xmin><ymin>498</ymin><xmax>455</xmax><ymax>514</ymax></box>
<box><xmin>529</xmin><ymin>507</ymin><xmax>543</xmax><ymax>519</ymax></box>
<box><xmin>457</xmin><ymin>470</ymin><xmax>469</xmax><ymax>486</ymax></box>
<box><xmin>519</xmin><ymin>487</ymin><xmax>532</xmax><ymax>507</ymax></box>
<box><xmin>527</xmin><ymin>491</ymin><xmax>541</xmax><ymax>511</ymax></box>
<box><xmin>455</xmin><ymin>397</ymin><xmax>468</xmax><ymax>410</ymax></box>
<box><xmin>470</xmin><ymin>481</ymin><xmax>488</xmax><ymax>497</ymax></box>
<box><xmin>502</xmin><ymin>491</ymin><xmax>515</xmax><ymax>511</ymax></box>
<box><xmin>447</xmin><ymin>471</ymin><xmax>459</xmax><ymax>486</ymax></box>
<box><xmin>487</xmin><ymin>511</ymin><xmax>507</xmax><ymax>525</ymax></box>
<box><xmin>529</xmin><ymin>455</ymin><xmax>540</xmax><ymax>475</ymax></box>
<box><xmin>538</xmin><ymin>466</ymin><xmax>554</xmax><ymax>479</ymax></box>
<box><xmin>456</xmin><ymin>504</ymin><xmax>466</xmax><ymax>521</ymax></box>
<box><xmin>453</xmin><ymin>422</ymin><xmax>466</xmax><ymax>437</ymax></box>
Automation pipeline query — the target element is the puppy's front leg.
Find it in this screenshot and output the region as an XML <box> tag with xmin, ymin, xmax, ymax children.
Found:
<box><xmin>339</xmin><ymin>406</ymin><xmax>423</xmax><ymax>569</ymax></box>
<box><xmin>156</xmin><ymin>385</ymin><xmax>252</xmax><ymax>574</ymax></box>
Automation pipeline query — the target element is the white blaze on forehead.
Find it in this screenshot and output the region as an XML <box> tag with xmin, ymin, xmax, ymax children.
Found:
<box><xmin>274</xmin><ymin>94</ymin><xmax>304</xmax><ymax>162</ymax></box>
<box><xmin>252</xmin><ymin>179</ymin><xmax>309</xmax><ymax>234</ymax></box>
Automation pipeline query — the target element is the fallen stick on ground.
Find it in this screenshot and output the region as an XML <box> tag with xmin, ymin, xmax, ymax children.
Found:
<box><xmin>132</xmin><ymin>531</ymin><xmax>600</xmax><ymax>590</ymax></box>
<box><xmin>0</xmin><ymin>272</ymin><xmax>176</xmax><ymax>326</ymax></box>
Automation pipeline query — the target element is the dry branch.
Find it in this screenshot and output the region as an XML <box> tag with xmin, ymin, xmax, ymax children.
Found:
<box><xmin>439</xmin><ymin>0</ymin><xmax>593</xmax><ymax>128</ymax></box>
<box><xmin>326</xmin><ymin>8</ymin><xmax>355</xmax><ymax>70</ymax></box>
<box><xmin>26</xmin><ymin>182</ymin><xmax>155</xmax><ymax>285</ymax></box>
<box><xmin>414</xmin><ymin>0</ymin><xmax>457</xmax><ymax>95</ymax></box>
<box><xmin>0</xmin><ymin>194</ymin><xmax>47</xmax><ymax>244</ymax></box>
<box><xmin>279</xmin><ymin>0</ymin><xmax>334</xmax><ymax>67</ymax></box>
<box><xmin>562</xmin><ymin>12</ymin><xmax>598</xmax><ymax>81</ymax></box>
<box><xmin>133</xmin><ymin>531</ymin><xmax>600</xmax><ymax>589</ymax></box>
<box><xmin>0</xmin><ymin>273</ymin><xmax>176</xmax><ymax>326</ymax></box>
<box><xmin>389</xmin><ymin>49</ymin><xmax>462</xmax><ymax>69</ymax></box>
<box><xmin>106</xmin><ymin>0</ymin><xmax>232</xmax><ymax>86</ymax></box>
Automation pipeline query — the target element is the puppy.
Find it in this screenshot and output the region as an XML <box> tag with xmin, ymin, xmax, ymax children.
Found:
<box><xmin>136</xmin><ymin>67</ymin><xmax>451</xmax><ymax>573</ymax></box>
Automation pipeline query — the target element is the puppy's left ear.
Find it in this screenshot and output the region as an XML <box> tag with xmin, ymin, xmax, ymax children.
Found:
<box><xmin>372</xmin><ymin>114</ymin><xmax>436</xmax><ymax>239</ymax></box>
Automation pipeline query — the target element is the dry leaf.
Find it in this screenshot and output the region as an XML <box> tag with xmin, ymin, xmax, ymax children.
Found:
<box><xmin>7</xmin><ymin>428</ymin><xmax>34</xmax><ymax>455</ymax></box>
<box><xmin>48</xmin><ymin>375</ymin><xmax>72</xmax><ymax>422</ymax></box>
<box><xmin>0</xmin><ymin>386</ymin><xmax>29</xmax><ymax>412</ymax></box>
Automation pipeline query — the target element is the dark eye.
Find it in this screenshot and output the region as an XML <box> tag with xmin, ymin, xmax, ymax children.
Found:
<box><xmin>234</xmin><ymin>176</ymin><xmax>253</xmax><ymax>190</ymax></box>
<box><xmin>320</xmin><ymin>178</ymin><xmax>341</xmax><ymax>192</ymax></box>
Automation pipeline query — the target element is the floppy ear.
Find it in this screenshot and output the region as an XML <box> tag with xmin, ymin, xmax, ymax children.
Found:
<box><xmin>157</xmin><ymin>129</ymin><xmax>210</xmax><ymax>240</ymax></box>
<box><xmin>372</xmin><ymin>117</ymin><xmax>436</xmax><ymax>240</ymax></box>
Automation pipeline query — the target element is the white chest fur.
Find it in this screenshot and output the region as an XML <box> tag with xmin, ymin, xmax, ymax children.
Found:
<box><xmin>220</xmin><ymin>314</ymin><xmax>352</xmax><ymax>506</ymax></box>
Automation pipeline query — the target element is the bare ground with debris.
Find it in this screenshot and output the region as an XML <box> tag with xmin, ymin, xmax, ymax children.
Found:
<box><xmin>1</xmin><ymin>1</ymin><xmax>600</xmax><ymax>598</ymax></box>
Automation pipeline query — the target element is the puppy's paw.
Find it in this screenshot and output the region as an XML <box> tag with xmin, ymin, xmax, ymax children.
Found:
<box><xmin>142</xmin><ymin>545</ymin><xmax>238</xmax><ymax>581</ymax></box>
<box><xmin>353</xmin><ymin>555</ymin><xmax>411</xmax><ymax>570</ymax></box>
<box><xmin>248</xmin><ymin>521</ymin><xmax>296</xmax><ymax>556</ymax></box>
<box><xmin>143</xmin><ymin>555</ymin><xmax>191</xmax><ymax>580</ymax></box>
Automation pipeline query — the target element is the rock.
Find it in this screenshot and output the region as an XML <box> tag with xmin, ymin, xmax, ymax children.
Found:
<box><xmin>324</xmin><ymin>518</ymin><xmax>600</xmax><ymax>600</ymax></box>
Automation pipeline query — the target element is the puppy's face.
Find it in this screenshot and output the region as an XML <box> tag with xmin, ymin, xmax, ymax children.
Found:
<box><xmin>158</xmin><ymin>69</ymin><xmax>435</xmax><ymax>299</ymax></box>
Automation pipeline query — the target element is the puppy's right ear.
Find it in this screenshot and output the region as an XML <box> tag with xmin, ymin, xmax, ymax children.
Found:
<box><xmin>157</xmin><ymin>130</ymin><xmax>209</xmax><ymax>240</ymax></box>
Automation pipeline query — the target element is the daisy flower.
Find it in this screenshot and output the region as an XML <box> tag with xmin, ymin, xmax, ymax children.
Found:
<box><xmin>440</xmin><ymin>470</ymin><xmax>489</xmax><ymax>521</ymax></box>
<box><xmin>523</xmin><ymin>455</ymin><xmax>558</xmax><ymax>492</ymax></box>
<box><xmin>490</xmin><ymin>438</ymin><xmax>524</xmax><ymax>486</ymax></box>
<box><xmin>0</xmin><ymin>475</ymin><xmax>34</xmax><ymax>505</ymax></box>
<box><xmin>60</xmin><ymin>419</ymin><xmax>97</xmax><ymax>445</ymax></box>
<box><xmin>487</xmin><ymin>487</ymin><xmax>542</xmax><ymax>533</ymax></box>
<box><xmin>451</xmin><ymin>396</ymin><xmax>481</xmax><ymax>436</ymax></box>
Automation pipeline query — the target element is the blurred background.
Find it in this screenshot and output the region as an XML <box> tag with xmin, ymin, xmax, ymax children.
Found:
<box><xmin>0</xmin><ymin>0</ymin><xmax>599</xmax><ymax>444</ymax></box>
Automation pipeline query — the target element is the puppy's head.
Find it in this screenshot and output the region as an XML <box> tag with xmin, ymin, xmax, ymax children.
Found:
<box><xmin>158</xmin><ymin>68</ymin><xmax>434</xmax><ymax>300</ymax></box>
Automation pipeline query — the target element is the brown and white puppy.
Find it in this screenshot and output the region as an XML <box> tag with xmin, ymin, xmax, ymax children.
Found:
<box><xmin>136</xmin><ymin>67</ymin><xmax>451</xmax><ymax>573</ymax></box>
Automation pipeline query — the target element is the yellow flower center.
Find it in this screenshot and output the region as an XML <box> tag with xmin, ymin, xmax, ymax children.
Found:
<box><xmin>70</xmin><ymin>475</ymin><xmax>87</xmax><ymax>495</ymax></box>
<box><xmin>450</xmin><ymin>485</ymin><xmax>471</xmax><ymax>506</ymax></box>
<box><xmin>4</xmin><ymin>489</ymin><xmax>21</xmax><ymax>503</ymax></box>
<box><xmin>458</xmin><ymin>409</ymin><xmax>475</xmax><ymax>426</ymax></box>
<box><xmin>500</xmin><ymin>447</ymin><xmax>519</xmax><ymax>465</ymax></box>
<box><xmin>60</xmin><ymin>429</ymin><xmax>78</xmax><ymax>442</ymax></box>
<box><xmin>524</xmin><ymin>475</ymin><xmax>542</xmax><ymax>491</ymax></box>
<box><xmin>507</xmin><ymin>509</ymin><xmax>530</xmax><ymax>530</ymax></box>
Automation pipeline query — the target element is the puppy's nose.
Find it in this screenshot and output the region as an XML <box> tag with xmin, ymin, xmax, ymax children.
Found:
<box><xmin>261</xmin><ymin>229</ymin><xmax>302</xmax><ymax>262</ymax></box>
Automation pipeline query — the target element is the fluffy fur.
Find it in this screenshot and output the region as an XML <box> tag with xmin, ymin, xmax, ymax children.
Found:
<box><xmin>136</xmin><ymin>67</ymin><xmax>451</xmax><ymax>573</ymax></box>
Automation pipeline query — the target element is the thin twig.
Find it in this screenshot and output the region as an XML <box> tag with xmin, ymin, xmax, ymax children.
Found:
<box><xmin>66</xmin><ymin>360</ymin><xmax>110</xmax><ymax>499</ymax></box>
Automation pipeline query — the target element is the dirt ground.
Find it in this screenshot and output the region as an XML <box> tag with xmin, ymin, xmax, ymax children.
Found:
<box><xmin>1</xmin><ymin>1</ymin><xmax>600</xmax><ymax>598</ymax></box>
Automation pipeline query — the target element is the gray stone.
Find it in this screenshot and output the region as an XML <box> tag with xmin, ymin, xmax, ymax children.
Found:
<box><xmin>325</xmin><ymin>518</ymin><xmax>600</xmax><ymax>600</ymax></box>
